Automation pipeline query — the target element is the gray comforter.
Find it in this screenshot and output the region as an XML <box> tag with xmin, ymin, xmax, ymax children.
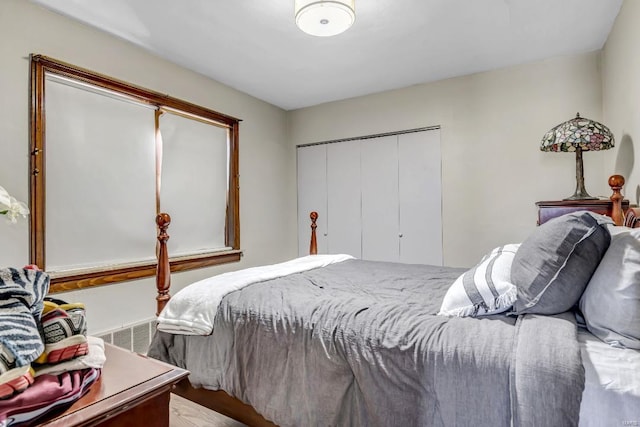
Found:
<box><xmin>148</xmin><ymin>259</ymin><xmax>584</xmax><ymax>426</ymax></box>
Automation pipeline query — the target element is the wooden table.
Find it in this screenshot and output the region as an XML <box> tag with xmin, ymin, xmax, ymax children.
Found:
<box><xmin>40</xmin><ymin>343</ymin><xmax>188</xmax><ymax>426</ymax></box>
<box><xmin>536</xmin><ymin>199</ymin><xmax>630</xmax><ymax>225</ymax></box>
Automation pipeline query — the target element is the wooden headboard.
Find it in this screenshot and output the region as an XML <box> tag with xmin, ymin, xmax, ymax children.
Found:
<box><xmin>153</xmin><ymin>175</ymin><xmax>640</xmax><ymax>315</ymax></box>
<box><xmin>624</xmin><ymin>205</ymin><xmax>640</xmax><ymax>228</ymax></box>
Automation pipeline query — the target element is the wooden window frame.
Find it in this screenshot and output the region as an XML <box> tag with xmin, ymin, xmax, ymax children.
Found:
<box><xmin>30</xmin><ymin>55</ymin><xmax>241</xmax><ymax>293</ymax></box>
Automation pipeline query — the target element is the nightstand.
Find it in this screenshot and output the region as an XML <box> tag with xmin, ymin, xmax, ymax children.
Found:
<box><xmin>536</xmin><ymin>199</ymin><xmax>630</xmax><ymax>225</ymax></box>
<box><xmin>39</xmin><ymin>343</ymin><xmax>188</xmax><ymax>426</ymax></box>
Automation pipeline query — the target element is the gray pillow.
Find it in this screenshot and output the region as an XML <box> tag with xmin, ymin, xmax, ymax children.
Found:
<box><xmin>511</xmin><ymin>211</ymin><xmax>612</xmax><ymax>315</ymax></box>
<box><xmin>579</xmin><ymin>226</ymin><xmax>640</xmax><ymax>349</ymax></box>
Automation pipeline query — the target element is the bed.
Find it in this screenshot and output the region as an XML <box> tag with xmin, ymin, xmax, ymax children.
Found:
<box><xmin>148</xmin><ymin>174</ymin><xmax>640</xmax><ymax>427</ymax></box>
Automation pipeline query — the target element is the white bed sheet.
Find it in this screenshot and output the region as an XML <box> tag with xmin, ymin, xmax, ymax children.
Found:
<box><xmin>578</xmin><ymin>328</ymin><xmax>640</xmax><ymax>426</ymax></box>
<box><xmin>157</xmin><ymin>254</ymin><xmax>354</xmax><ymax>335</ymax></box>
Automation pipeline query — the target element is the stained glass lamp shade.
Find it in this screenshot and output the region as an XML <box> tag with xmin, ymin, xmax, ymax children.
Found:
<box><xmin>541</xmin><ymin>113</ymin><xmax>614</xmax><ymax>200</ymax></box>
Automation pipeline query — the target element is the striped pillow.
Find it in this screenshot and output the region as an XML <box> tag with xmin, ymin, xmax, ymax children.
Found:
<box><xmin>438</xmin><ymin>244</ymin><xmax>520</xmax><ymax>317</ymax></box>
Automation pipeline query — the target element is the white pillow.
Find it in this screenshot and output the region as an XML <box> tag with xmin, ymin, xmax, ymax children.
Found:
<box><xmin>579</xmin><ymin>226</ymin><xmax>640</xmax><ymax>349</ymax></box>
<box><xmin>438</xmin><ymin>244</ymin><xmax>520</xmax><ymax>317</ymax></box>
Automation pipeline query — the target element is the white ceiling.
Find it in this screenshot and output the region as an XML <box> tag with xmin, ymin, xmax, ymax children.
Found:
<box><xmin>31</xmin><ymin>0</ymin><xmax>623</xmax><ymax>111</ymax></box>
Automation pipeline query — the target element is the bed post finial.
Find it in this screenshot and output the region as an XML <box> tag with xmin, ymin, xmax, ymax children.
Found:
<box><xmin>608</xmin><ymin>174</ymin><xmax>625</xmax><ymax>226</ymax></box>
<box><xmin>310</xmin><ymin>211</ymin><xmax>318</xmax><ymax>255</ymax></box>
<box><xmin>156</xmin><ymin>212</ymin><xmax>171</xmax><ymax>316</ymax></box>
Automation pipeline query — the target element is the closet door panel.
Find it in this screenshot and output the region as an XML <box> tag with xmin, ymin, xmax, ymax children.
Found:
<box><xmin>361</xmin><ymin>136</ymin><xmax>399</xmax><ymax>262</ymax></box>
<box><xmin>297</xmin><ymin>145</ymin><xmax>328</xmax><ymax>256</ymax></box>
<box><xmin>327</xmin><ymin>141</ymin><xmax>362</xmax><ymax>258</ymax></box>
<box><xmin>398</xmin><ymin>130</ymin><xmax>443</xmax><ymax>265</ymax></box>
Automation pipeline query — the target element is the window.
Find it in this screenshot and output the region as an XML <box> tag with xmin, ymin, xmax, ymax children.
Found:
<box><xmin>30</xmin><ymin>55</ymin><xmax>241</xmax><ymax>292</ymax></box>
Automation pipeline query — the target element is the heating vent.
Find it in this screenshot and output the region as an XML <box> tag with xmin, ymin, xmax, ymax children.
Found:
<box><xmin>96</xmin><ymin>318</ymin><xmax>157</xmax><ymax>354</ymax></box>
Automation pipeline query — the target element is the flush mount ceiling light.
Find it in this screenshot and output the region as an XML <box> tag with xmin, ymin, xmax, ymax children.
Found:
<box><xmin>295</xmin><ymin>0</ymin><xmax>355</xmax><ymax>37</ymax></box>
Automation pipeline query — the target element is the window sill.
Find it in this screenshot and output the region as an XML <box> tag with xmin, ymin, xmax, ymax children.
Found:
<box><xmin>48</xmin><ymin>249</ymin><xmax>242</xmax><ymax>293</ymax></box>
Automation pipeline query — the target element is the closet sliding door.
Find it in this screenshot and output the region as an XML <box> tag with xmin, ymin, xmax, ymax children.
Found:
<box><xmin>327</xmin><ymin>140</ymin><xmax>362</xmax><ymax>258</ymax></box>
<box><xmin>297</xmin><ymin>144</ymin><xmax>327</xmax><ymax>256</ymax></box>
<box><xmin>296</xmin><ymin>140</ymin><xmax>363</xmax><ymax>258</ymax></box>
<box><xmin>361</xmin><ymin>136</ymin><xmax>399</xmax><ymax>262</ymax></box>
<box><xmin>398</xmin><ymin>130</ymin><xmax>442</xmax><ymax>265</ymax></box>
<box><xmin>296</xmin><ymin>128</ymin><xmax>442</xmax><ymax>264</ymax></box>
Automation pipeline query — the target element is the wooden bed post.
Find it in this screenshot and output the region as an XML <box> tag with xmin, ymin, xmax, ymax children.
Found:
<box><xmin>609</xmin><ymin>174</ymin><xmax>625</xmax><ymax>226</ymax></box>
<box><xmin>156</xmin><ymin>213</ymin><xmax>172</xmax><ymax>316</ymax></box>
<box><xmin>310</xmin><ymin>211</ymin><xmax>318</xmax><ymax>255</ymax></box>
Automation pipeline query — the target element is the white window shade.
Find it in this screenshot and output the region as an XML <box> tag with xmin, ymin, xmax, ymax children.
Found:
<box><xmin>158</xmin><ymin>111</ymin><xmax>230</xmax><ymax>257</ymax></box>
<box><xmin>44</xmin><ymin>75</ymin><xmax>157</xmax><ymax>271</ymax></box>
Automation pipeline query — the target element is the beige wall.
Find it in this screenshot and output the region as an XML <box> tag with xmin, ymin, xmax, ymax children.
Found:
<box><xmin>602</xmin><ymin>0</ymin><xmax>640</xmax><ymax>203</ymax></box>
<box><xmin>2</xmin><ymin>0</ymin><xmax>631</xmax><ymax>333</ymax></box>
<box><xmin>0</xmin><ymin>0</ymin><xmax>297</xmax><ymax>333</ymax></box>
<box><xmin>289</xmin><ymin>52</ymin><xmax>606</xmax><ymax>267</ymax></box>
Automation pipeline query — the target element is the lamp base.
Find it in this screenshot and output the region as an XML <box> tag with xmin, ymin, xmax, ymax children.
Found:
<box><xmin>563</xmin><ymin>194</ymin><xmax>598</xmax><ymax>201</ymax></box>
<box><xmin>563</xmin><ymin>147</ymin><xmax>598</xmax><ymax>201</ymax></box>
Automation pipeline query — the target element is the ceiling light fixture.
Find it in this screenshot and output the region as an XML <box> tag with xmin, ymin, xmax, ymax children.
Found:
<box><xmin>295</xmin><ymin>0</ymin><xmax>355</xmax><ymax>37</ymax></box>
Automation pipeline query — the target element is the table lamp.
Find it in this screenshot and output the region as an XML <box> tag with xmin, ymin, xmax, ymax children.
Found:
<box><xmin>541</xmin><ymin>113</ymin><xmax>615</xmax><ymax>200</ymax></box>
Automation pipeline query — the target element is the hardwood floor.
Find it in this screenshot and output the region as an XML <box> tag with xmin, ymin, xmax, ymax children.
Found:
<box><xmin>170</xmin><ymin>393</ymin><xmax>247</xmax><ymax>427</ymax></box>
